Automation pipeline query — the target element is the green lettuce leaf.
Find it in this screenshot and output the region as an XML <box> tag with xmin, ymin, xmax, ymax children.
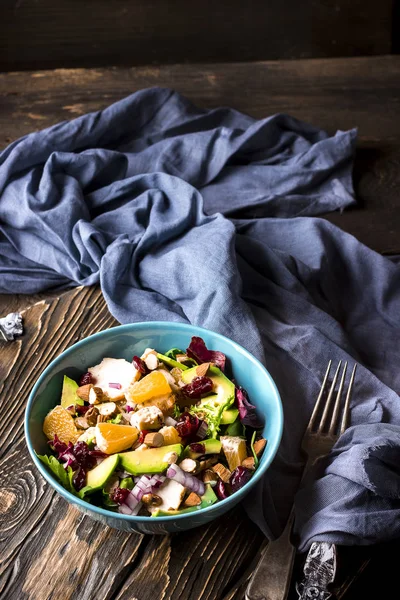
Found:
<box><xmin>36</xmin><ymin>453</ymin><xmax>77</xmax><ymax>495</ymax></box>
<box><xmin>250</xmin><ymin>431</ymin><xmax>259</xmax><ymax>467</ymax></box>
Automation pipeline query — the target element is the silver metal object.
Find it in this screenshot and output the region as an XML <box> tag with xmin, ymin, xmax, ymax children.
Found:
<box><xmin>0</xmin><ymin>312</ymin><xmax>23</xmax><ymax>341</ymax></box>
<box><xmin>245</xmin><ymin>361</ymin><xmax>357</xmax><ymax>600</ymax></box>
<box><xmin>296</xmin><ymin>542</ymin><xmax>337</xmax><ymax>600</ymax></box>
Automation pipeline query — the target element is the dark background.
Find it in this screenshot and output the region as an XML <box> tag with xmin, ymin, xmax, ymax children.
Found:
<box><xmin>0</xmin><ymin>0</ymin><xmax>398</xmax><ymax>72</ymax></box>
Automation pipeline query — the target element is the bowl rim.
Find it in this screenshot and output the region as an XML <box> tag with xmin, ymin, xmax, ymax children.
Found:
<box><xmin>25</xmin><ymin>321</ymin><xmax>283</xmax><ymax>522</ymax></box>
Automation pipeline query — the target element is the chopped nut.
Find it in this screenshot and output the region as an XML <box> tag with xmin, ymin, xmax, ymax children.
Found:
<box><xmin>202</xmin><ymin>469</ymin><xmax>218</xmax><ymax>486</ymax></box>
<box><xmin>241</xmin><ymin>457</ymin><xmax>256</xmax><ymax>470</ymax></box>
<box><xmin>98</xmin><ymin>402</ymin><xmax>117</xmax><ymax>417</ymax></box>
<box><xmin>183</xmin><ymin>492</ymin><xmax>201</xmax><ymax>507</ymax></box>
<box><xmin>144</xmin><ymin>432</ymin><xmax>164</xmax><ymax>447</ymax></box>
<box><xmin>96</xmin><ymin>414</ymin><xmax>108</xmax><ymax>424</ymax></box>
<box><xmin>75</xmin><ymin>417</ymin><xmax>89</xmax><ymax>430</ymax></box>
<box><xmin>88</xmin><ymin>386</ymin><xmax>107</xmax><ymax>405</ymax></box>
<box><xmin>197</xmin><ymin>456</ymin><xmax>218</xmax><ymax>472</ymax></box>
<box><xmin>212</xmin><ymin>463</ymin><xmax>232</xmax><ymax>483</ymax></box>
<box><xmin>77</xmin><ymin>384</ymin><xmax>93</xmax><ymax>401</ymax></box>
<box><xmin>195</xmin><ymin>362</ymin><xmax>210</xmax><ymax>377</ymax></box>
<box><xmin>144</xmin><ymin>353</ymin><xmax>159</xmax><ymax>371</ymax></box>
<box><xmin>253</xmin><ymin>438</ymin><xmax>267</xmax><ymax>457</ymax></box>
<box><xmin>141</xmin><ymin>493</ymin><xmax>162</xmax><ymax>507</ymax></box>
<box><xmin>85</xmin><ymin>406</ymin><xmax>99</xmax><ymax>427</ymax></box>
<box><xmin>179</xmin><ymin>458</ymin><xmax>198</xmax><ymax>473</ymax></box>
<box><xmin>163</xmin><ymin>451</ymin><xmax>178</xmax><ymax>464</ymax></box>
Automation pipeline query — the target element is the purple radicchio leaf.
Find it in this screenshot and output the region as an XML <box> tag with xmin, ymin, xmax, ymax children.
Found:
<box><xmin>235</xmin><ymin>386</ymin><xmax>264</xmax><ymax>428</ymax></box>
<box><xmin>186</xmin><ymin>336</ymin><xmax>226</xmax><ymax>371</ymax></box>
<box><xmin>50</xmin><ymin>436</ymin><xmax>108</xmax><ymax>491</ymax></box>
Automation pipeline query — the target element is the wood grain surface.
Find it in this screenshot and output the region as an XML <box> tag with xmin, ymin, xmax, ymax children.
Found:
<box><xmin>1</xmin><ymin>56</ymin><xmax>400</xmax><ymax>254</ymax></box>
<box><xmin>0</xmin><ymin>0</ymin><xmax>393</xmax><ymax>72</ymax></box>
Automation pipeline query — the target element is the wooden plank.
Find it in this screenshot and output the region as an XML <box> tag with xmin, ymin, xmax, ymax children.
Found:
<box><xmin>0</xmin><ymin>0</ymin><xmax>392</xmax><ymax>72</ymax></box>
<box><xmin>1</xmin><ymin>56</ymin><xmax>400</xmax><ymax>141</ymax></box>
<box><xmin>1</xmin><ymin>56</ymin><xmax>400</xmax><ymax>254</ymax></box>
<box><xmin>0</xmin><ymin>288</ymin><xmax>265</xmax><ymax>600</ymax></box>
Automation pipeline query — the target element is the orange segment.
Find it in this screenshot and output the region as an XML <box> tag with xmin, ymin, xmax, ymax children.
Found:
<box><xmin>126</xmin><ymin>371</ymin><xmax>172</xmax><ymax>404</ymax></box>
<box><xmin>95</xmin><ymin>423</ymin><xmax>139</xmax><ymax>454</ymax></box>
<box><xmin>43</xmin><ymin>405</ymin><xmax>80</xmax><ymax>444</ymax></box>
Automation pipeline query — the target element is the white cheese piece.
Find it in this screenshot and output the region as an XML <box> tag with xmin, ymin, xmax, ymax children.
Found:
<box><xmin>130</xmin><ymin>406</ymin><xmax>164</xmax><ymax>430</ymax></box>
<box><xmin>88</xmin><ymin>358</ymin><xmax>139</xmax><ymax>400</ymax></box>
<box><xmin>149</xmin><ymin>479</ymin><xmax>186</xmax><ymax>512</ymax></box>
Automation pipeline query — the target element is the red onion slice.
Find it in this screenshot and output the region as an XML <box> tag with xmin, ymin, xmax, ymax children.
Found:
<box><xmin>148</xmin><ymin>474</ymin><xmax>166</xmax><ymax>490</ymax></box>
<box><xmin>167</xmin><ymin>464</ymin><xmax>205</xmax><ymax>496</ymax></box>
<box><xmin>109</xmin><ymin>382</ymin><xmax>122</xmax><ymax>389</ymax></box>
<box><xmin>129</xmin><ymin>474</ymin><xmax>155</xmax><ymax>504</ymax></box>
<box><xmin>118</xmin><ymin>501</ymin><xmax>143</xmax><ymax>515</ymax></box>
<box><xmin>165</xmin><ymin>416</ymin><xmax>177</xmax><ymax>427</ymax></box>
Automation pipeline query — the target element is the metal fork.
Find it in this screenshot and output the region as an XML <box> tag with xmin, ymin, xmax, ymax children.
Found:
<box><xmin>246</xmin><ymin>360</ymin><xmax>357</xmax><ymax>600</ymax></box>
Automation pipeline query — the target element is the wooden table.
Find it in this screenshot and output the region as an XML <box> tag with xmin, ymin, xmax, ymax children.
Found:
<box><xmin>1</xmin><ymin>55</ymin><xmax>400</xmax><ymax>600</ymax></box>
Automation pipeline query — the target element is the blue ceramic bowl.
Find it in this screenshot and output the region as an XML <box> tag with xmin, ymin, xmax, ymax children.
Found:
<box><xmin>25</xmin><ymin>322</ymin><xmax>283</xmax><ymax>534</ymax></box>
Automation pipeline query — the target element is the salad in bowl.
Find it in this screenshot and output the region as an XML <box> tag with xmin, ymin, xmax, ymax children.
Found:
<box><xmin>38</xmin><ymin>336</ymin><xmax>267</xmax><ymax>518</ymax></box>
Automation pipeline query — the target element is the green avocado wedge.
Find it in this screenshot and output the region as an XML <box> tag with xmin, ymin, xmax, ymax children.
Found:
<box><xmin>183</xmin><ymin>437</ymin><xmax>221</xmax><ymax>459</ymax></box>
<box><xmin>60</xmin><ymin>375</ymin><xmax>84</xmax><ymax>408</ymax></box>
<box><xmin>151</xmin><ymin>484</ymin><xmax>217</xmax><ymax>517</ymax></box>
<box><xmin>119</xmin><ymin>444</ymin><xmax>184</xmax><ymax>475</ymax></box>
<box><xmin>220</xmin><ymin>408</ymin><xmax>239</xmax><ymax>424</ymax></box>
<box><xmin>86</xmin><ymin>454</ymin><xmax>120</xmax><ymax>492</ymax></box>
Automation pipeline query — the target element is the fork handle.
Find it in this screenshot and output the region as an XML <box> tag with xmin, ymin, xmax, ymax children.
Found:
<box><xmin>246</xmin><ymin>510</ymin><xmax>296</xmax><ymax>600</ymax></box>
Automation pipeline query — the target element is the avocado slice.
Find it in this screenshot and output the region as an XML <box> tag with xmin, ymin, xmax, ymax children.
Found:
<box><xmin>220</xmin><ymin>408</ymin><xmax>239</xmax><ymax>424</ymax></box>
<box><xmin>183</xmin><ymin>438</ymin><xmax>221</xmax><ymax>459</ymax></box>
<box><xmin>60</xmin><ymin>375</ymin><xmax>84</xmax><ymax>408</ymax></box>
<box><xmin>181</xmin><ymin>366</ymin><xmax>235</xmax><ymax>437</ymax></box>
<box><xmin>119</xmin><ymin>443</ymin><xmax>183</xmax><ymax>475</ymax></box>
<box><xmin>85</xmin><ymin>454</ymin><xmax>119</xmax><ymax>492</ymax></box>
<box><xmin>156</xmin><ymin>353</ymin><xmax>188</xmax><ymax>371</ymax></box>
<box><xmin>151</xmin><ymin>484</ymin><xmax>217</xmax><ymax>516</ymax></box>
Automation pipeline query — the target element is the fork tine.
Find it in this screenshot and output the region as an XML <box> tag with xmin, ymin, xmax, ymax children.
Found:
<box><xmin>307</xmin><ymin>360</ymin><xmax>332</xmax><ymax>432</ymax></box>
<box><xmin>318</xmin><ymin>361</ymin><xmax>342</xmax><ymax>432</ymax></box>
<box><xmin>328</xmin><ymin>362</ymin><xmax>347</xmax><ymax>435</ymax></box>
<box><xmin>339</xmin><ymin>363</ymin><xmax>357</xmax><ymax>434</ymax></box>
